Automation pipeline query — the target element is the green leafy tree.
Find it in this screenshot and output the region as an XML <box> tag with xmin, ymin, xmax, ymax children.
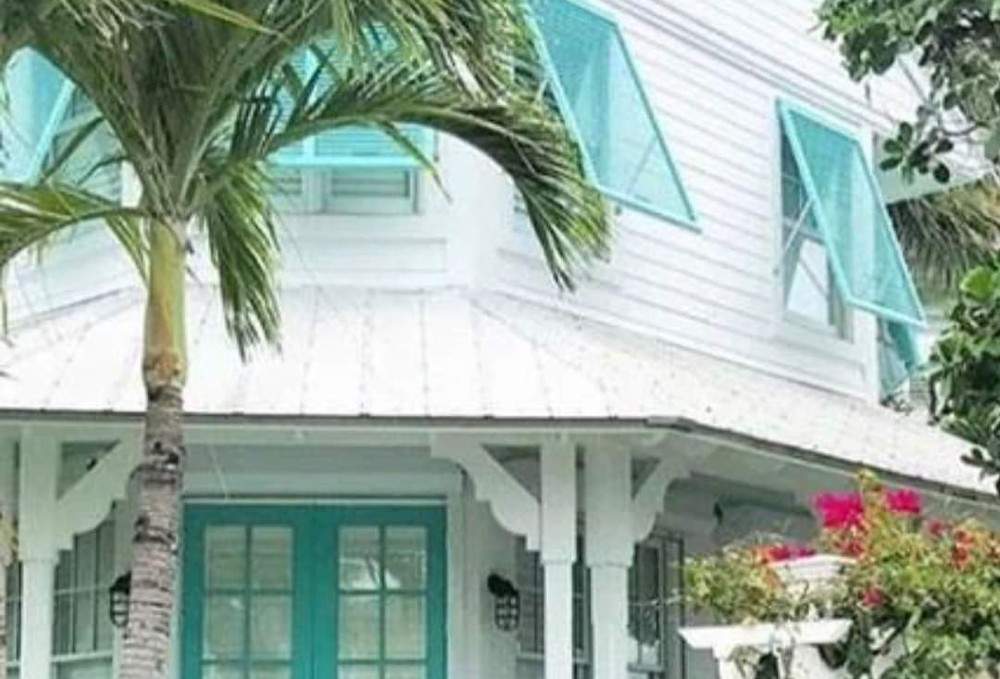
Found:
<box><xmin>1</xmin><ymin>3</ymin><xmax>609</xmax><ymax>677</ymax></box>
<box><xmin>818</xmin><ymin>0</ymin><xmax>1000</xmax><ymax>182</ymax></box>
<box><xmin>928</xmin><ymin>261</ymin><xmax>1000</xmax><ymax>494</ymax></box>
<box><xmin>819</xmin><ymin>1</ymin><xmax>1000</xmax><ymax>493</ymax></box>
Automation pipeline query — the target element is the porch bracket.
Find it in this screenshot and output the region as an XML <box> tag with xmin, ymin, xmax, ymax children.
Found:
<box><xmin>632</xmin><ymin>455</ymin><xmax>690</xmax><ymax>543</ymax></box>
<box><xmin>53</xmin><ymin>440</ymin><xmax>139</xmax><ymax>551</ymax></box>
<box><xmin>431</xmin><ymin>434</ymin><xmax>541</xmax><ymax>550</ymax></box>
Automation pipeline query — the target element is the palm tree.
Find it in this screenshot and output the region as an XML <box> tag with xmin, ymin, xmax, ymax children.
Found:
<box><xmin>1</xmin><ymin>2</ymin><xmax>609</xmax><ymax>677</ymax></box>
<box><xmin>889</xmin><ymin>179</ymin><xmax>1000</xmax><ymax>298</ymax></box>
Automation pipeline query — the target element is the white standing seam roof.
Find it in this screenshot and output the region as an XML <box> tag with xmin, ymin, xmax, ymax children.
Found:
<box><xmin>0</xmin><ymin>285</ymin><xmax>988</xmax><ymax>495</ymax></box>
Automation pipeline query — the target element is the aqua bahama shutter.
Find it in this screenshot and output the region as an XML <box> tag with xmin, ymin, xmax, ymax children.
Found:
<box><xmin>270</xmin><ymin>43</ymin><xmax>433</xmax><ymax>169</ymax></box>
<box><xmin>778</xmin><ymin>99</ymin><xmax>927</xmax><ymax>380</ymax></box>
<box><xmin>532</xmin><ymin>0</ymin><xmax>696</xmax><ymax>225</ymax></box>
<box><xmin>1</xmin><ymin>50</ymin><xmax>71</xmax><ymax>181</ymax></box>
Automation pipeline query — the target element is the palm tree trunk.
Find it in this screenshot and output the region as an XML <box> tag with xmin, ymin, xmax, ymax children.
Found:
<box><xmin>120</xmin><ymin>220</ymin><xmax>187</xmax><ymax>679</ymax></box>
<box><xmin>0</xmin><ymin>549</ymin><xmax>7</xmax><ymax>679</ymax></box>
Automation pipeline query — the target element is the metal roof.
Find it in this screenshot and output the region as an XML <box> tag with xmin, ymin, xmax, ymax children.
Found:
<box><xmin>0</xmin><ymin>285</ymin><xmax>987</xmax><ymax>494</ymax></box>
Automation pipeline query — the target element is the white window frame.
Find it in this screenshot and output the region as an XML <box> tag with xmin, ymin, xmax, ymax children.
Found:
<box><xmin>51</xmin><ymin>519</ymin><xmax>116</xmax><ymax>679</ymax></box>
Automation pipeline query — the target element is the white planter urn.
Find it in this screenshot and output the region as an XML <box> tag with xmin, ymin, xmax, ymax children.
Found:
<box><xmin>680</xmin><ymin>554</ymin><xmax>855</xmax><ymax>678</ymax></box>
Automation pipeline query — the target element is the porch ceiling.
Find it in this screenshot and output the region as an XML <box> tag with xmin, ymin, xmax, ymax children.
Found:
<box><xmin>0</xmin><ymin>285</ymin><xmax>986</xmax><ymax>494</ymax></box>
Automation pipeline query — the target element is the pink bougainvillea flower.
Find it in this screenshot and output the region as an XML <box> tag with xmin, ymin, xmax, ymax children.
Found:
<box><xmin>814</xmin><ymin>492</ymin><xmax>865</xmax><ymax>530</ymax></box>
<box><xmin>861</xmin><ymin>587</ymin><xmax>887</xmax><ymax>609</ymax></box>
<box><xmin>885</xmin><ymin>488</ymin><xmax>922</xmax><ymax>516</ymax></box>
<box><xmin>761</xmin><ymin>544</ymin><xmax>816</xmax><ymax>563</ymax></box>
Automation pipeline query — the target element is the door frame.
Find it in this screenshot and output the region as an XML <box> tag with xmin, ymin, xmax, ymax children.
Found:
<box><xmin>181</xmin><ymin>504</ymin><xmax>447</xmax><ymax>679</ymax></box>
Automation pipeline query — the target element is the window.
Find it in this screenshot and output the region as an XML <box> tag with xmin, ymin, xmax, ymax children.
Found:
<box><xmin>532</xmin><ymin>0</ymin><xmax>695</xmax><ymax>225</ymax></box>
<box><xmin>777</xmin><ymin>100</ymin><xmax>925</xmax><ymax>328</ymax></box>
<box><xmin>5</xmin><ymin>563</ymin><xmax>21</xmax><ymax>679</ymax></box>
<box><xmin>271</xmin><ymin>167</ymin><xmax>421</xmax><ymax>216</ymax></box>
<box><xmin>515</xmin><ymin>534</ymin><xmax>686</xmax><ymax>679</ymax></box>
<box><xmin>53</xmin><ymin>519</ymin><xmax>116</xmax><ymax>679</ymax></box>
<box><xmin>779</xmin><ymin>131</ymin><xmax>850</xmax><ymax>336</ymax></box>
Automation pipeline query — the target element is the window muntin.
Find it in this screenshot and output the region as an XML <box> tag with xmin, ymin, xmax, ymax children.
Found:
<box><xmin>532</xmin><ymin>0</ymin><xmax>695</xmax><ymax>225</ymax></box>
<box><xmin>780</xmin><ymin>134</ymin><xmax>850</xmax><ymax>336</ymax></box>
<box><xmin>777</xmin><ymin>100</ymin><xmax>925</xmax><ymax>328</ymax></box>
<box><xmin>515</xmin><ymin>534</ymin><xmax>687</xmax><ymax>679</ymax></box>
<box><xmin>52</xmin><ymin>519</ymin><xmax>115</xmax><ymax>679</ymax></box>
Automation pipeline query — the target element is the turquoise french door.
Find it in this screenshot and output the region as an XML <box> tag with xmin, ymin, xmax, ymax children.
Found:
<box><xmin>182</xmin><ymin>506</ymin><xmax>446</xmax><ymax>679</ymax></box>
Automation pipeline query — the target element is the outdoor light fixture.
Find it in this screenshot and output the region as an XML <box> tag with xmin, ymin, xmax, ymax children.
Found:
<box><xmin>109</xmin><ymin>572</ymin><xmax>132</xmax><ymax>629</ymax></box>
<box><xmin>486</xmin><ymin>573</ymin><xmax>520</xmax><ymax>632</ymax></box>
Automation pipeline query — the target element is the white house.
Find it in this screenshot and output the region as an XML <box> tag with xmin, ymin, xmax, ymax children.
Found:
<box><xmin>1</xmin><ymin>2</ymin><xmax>997</xmax><ymax>679</ymax></box>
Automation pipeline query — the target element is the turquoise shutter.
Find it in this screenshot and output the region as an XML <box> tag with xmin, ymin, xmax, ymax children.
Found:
<box><xmin>532</xmin><ymin>0</ymin><xmax>695</xmax><ymax>224</ymax></box>
<box><xmin>270</xmin><ymin>44</ymin><xmax>434</xmax><ymax>169</ymax></box>
<box><xmin>879</xmin><ymin>320</ymin><xmax>923</xmax><ymax>396</ymax></box>
<box><xmin>1</xmin><ymin>50</ymin><xmax>72</xmax><ymax>181</ymax></box>
<box><xmin>777</xmin><ymin>100</ymin><xmax>926</xmax><ymax>328</ymax></box>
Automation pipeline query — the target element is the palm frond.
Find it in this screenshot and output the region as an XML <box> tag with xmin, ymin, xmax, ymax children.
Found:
<box><xmin>0</xmin><ymin>181</ymin><xmax>147</xmax><ymax>276</ymax></box>
<box><xmin>247</xmin><ymin>54</ymin><xmax>609</xmax><ymax>288</ymax></box>
<box><xmin>198</xmin><ymin>159</ymin><xmax>281</xmax><ymax>358</ymax></box>
<box><xmin>889</xmin><ymin>180</ymin><xmax>1000</xmax><ymax>297</ymax></box>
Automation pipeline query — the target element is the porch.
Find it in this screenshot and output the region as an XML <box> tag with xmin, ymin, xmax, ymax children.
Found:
<box><xmin>2</xmin><ymin>416</ymin><xmax>995</xmax><ymax>679</ymax></box>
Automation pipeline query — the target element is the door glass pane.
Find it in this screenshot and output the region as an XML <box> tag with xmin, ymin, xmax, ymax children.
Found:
<box><xmin>249</xmin><ymin>666</ymin><xmax>291</xmax><ymax>679</ymax></box>
<box><xmin>339</xmin><ymin>595</ymin><xmax>380</xmax><ymax>660</ymax></box>
<box><xmin>202</xmin><ymin>664</ymin><xmax>242</xmax><ymax>679</ymax></box>
<box><xmin>206</xmin><ymin>527</ymin><xmax>246</xmax><ymax>590</ymax></box>
<box><xmin>204</xmin><ymin>595</ymin><xmax>246</xmax><ymax>659</ymax></box>
<box><xmin>340</xmin><ymin>528</ymin><xmax>380</xmax><ymax>591</ymax></box>
<box><xmin>386</xmin><ymin>596</ymin><xmax>425</xmax><ymax>660</ymax></box>
<box><xmin>386</xmin><ymin>666</ymin><xmax>426</xmax><ymax>679</ymax></box>
<box><xmin>339</xmin><ymin>667</ymin><xmax>380</xmax><ymax>679</ymax></box>
<box><xmin>251</xmin><ymin>528</ymin><xmax>292</xmax><ymax>591</ymax></box>
<box><xmin>250</xmin><ymin>595</ymin><xmax>292</xmax><ymax>659</ymax></box>
<box><xmin>385</xmin><ymin>528</ymin><xmax>426</xmax><ymax>591</ymax></box>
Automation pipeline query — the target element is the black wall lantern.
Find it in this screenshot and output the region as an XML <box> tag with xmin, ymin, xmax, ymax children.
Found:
<box><xmin>486</xmin><ymin>573</ymin><xmax>520</xmax><ymax>632</ymax></box>
<box><xmin>109</xmin><ymin>572</ymin><xmax>132</xmax><ymax>629</ymax></box>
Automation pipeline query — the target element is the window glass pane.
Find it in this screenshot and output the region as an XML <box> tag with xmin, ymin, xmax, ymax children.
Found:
<box><xmin>386</xmin><ymin>596</ymin><xmax>425</xmax><ymax>660</ymax></box>
<box><xmin>250</xmin><ymin>595</ymin><xmax>292</xmax><ymax>659</ymax></box>
<box><xmin>72</xmin><ymin>590</ymin><xmax>95</xmax><ymax>653</ymax></box>
<box><xmin>54</xmin><ymin>658</ymin><xmax>112</xmax><ymax>679</ymax></box>
<box><xmin>340</xmin><ymin>528</ymin><xmax>381</xmax><ymax>591</ymax></box>
<box><xmin>95</xmin><ymin>588</ymin><xmax>112</xmax><ymax>652</ymax></box>
<box><xmin>53</xmin><ymin>592</ymin><xmax>72</xmax><ymax>655</ymax></box>
<box><xmin>206</xmin><ymin>527</ymin><xmax>246</xmax><ymax>590</ymax></box>
<box><xmin>251</xmin><ymin>528</ymin><xmax>292</xmax><ymax>591</ymax></box>
<box><xmin>385</xmin><ymin>528</ymin><xmax>426</xmax><ymax>591</ymax></box>
<box><xmin>338</xmin><ymin>595</ymin><xmax>380</xmax><ymax>660</ymax></box>
<box><xmin>97</xmin><ymin>522</ymin><xmax>115</xmax><ymax>585</ymax></box>
<box><xmin>203</xmin><ymin>595</ymin><xmax>246</xmax><ymax>660</ymax></box>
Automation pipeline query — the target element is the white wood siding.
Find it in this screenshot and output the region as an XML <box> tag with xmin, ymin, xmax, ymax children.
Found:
<box><xmin>5</xmin><ymin>1</ymin><xmax>944</xmax><ymax>402</ymax></box>
<box><xmin>493</xmin><ymin>0</ymin><xmax>937</xmax><ymax>400</ymax></box>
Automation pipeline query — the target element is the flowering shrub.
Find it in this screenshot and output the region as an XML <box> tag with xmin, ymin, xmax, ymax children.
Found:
<box><xmin>686</xmin><ymin>473</ymin><xmax>1000</xmax><ymax>678</ymax></box>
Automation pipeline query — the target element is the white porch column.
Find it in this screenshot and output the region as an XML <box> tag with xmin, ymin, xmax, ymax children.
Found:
<box><xmin>585</xmin><ymin>447</ymin><xmax>633</xmax><ymax>679</ymax></box>
<box><xmin>541</xmin><ymin>440</ymin><xmax>577</xmax><ymax>679</ymax></box>
<box><xmin>18</xmin><ymin>430</ymin><xmax>60</xmax><ymax>679</ymax></box>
